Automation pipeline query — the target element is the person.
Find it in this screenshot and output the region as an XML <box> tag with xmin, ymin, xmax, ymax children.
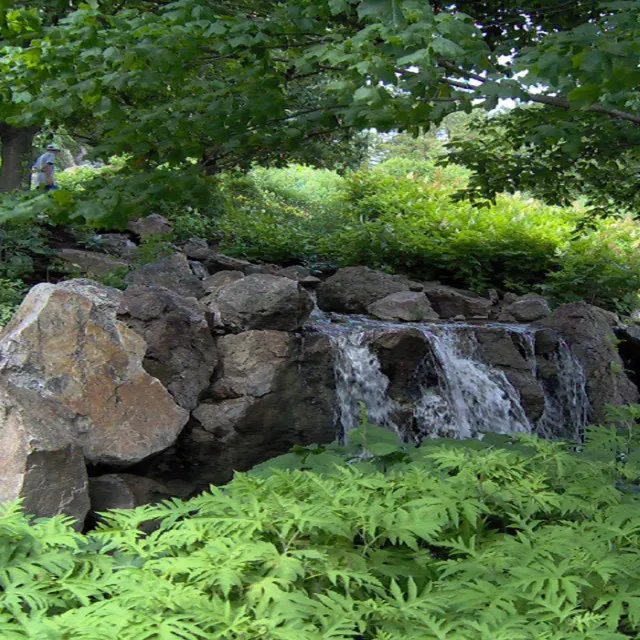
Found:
<box><xmin>33</xmin><ymin>144</ymin><xmax>61</xmax><ymax>191</ymax></box>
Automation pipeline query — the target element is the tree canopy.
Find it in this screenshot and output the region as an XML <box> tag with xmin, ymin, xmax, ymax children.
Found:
<box><xmin>0</xmin><ymin>0</ymin><xmax>638</xmax><ymax>217</ymax></box>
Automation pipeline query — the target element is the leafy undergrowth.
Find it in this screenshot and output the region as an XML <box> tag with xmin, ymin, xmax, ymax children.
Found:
<box><xmin>3</xmin><ymin>157</ymin><xmax>640</xmax><ymax>312</ymax></box>
<box><xmin>214</xmin><ymin>161</ymin><xmax>640</xmax><ymax>313</ymax></box>
<box><xmin>3</xmin><ymin>407</ymin><xmax>640</xmax><ymax>639</ymax></box>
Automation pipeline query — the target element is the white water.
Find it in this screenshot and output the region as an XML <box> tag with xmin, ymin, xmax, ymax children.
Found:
<box><xmin>412</xmin><ymin>327</ymin><xmax>532</xmax><ymax>439</ymax></box>
<box><xmin>536</xmin><ymin>339</ymin><xmax>590</xmax><ymax>440</ymax></box>
<box><xmin>309</xmin><ymin>312</ymin><xmax>589</xmax><ymax>442</ymax></box>
<box><xmin>332</xmin><ymin>331</ymin><xmax>400</xmax><ymax>438</ymax></box>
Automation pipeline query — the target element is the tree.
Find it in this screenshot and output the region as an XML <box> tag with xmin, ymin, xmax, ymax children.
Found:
<box><xmin>0</xmin><ymin>0</ymin><xmax>637</xmax><ymax>218</ymax></box>
<box><xmin>446</xmin><ymin>107</ymin><xmax>640</xmax><ymax>214</ymax></box>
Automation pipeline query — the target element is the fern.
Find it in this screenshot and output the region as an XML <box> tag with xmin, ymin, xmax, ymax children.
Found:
<box><xmin>3</xmin><ymin>408</ymin><xmax>640</xmax><ymax>637</ymax></box>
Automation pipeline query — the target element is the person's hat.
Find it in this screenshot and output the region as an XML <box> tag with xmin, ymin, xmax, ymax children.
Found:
<box><xmin>46</xmin><ymin>144</ymin><xmax>61</xmax><ymax>151</ymax></box>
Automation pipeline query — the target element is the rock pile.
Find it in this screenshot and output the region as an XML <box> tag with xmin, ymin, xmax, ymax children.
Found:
<box><xmin>1</xmin><ymin>214</ymin><xmax>638</xmax><ymax>526</ymax></box>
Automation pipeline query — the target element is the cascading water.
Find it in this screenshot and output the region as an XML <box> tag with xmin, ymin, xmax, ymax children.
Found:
<box><xmin>308</xmin><ymin>310</ymin><xmax>590</xmax><ymax>442</ymax></box>
<box><xmin>412</xmin><ymin>327</ymin><xmax>532</xmax><ymax>440</ymax></box>
<box><xmin>536</xmin><ymin>339</ymin><xmax>590</xmax><ymax>440</ymax></box>
<box><xmin>332</xmin><ymin>331</ymin><xmax>400</xmax><ymax>438</ymax></box>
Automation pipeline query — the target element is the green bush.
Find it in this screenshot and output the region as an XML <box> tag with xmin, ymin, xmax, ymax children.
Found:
<box><xmin>0</xmin><ymin>278</ymin><xmax>25</xmax><ymax>327</ymax></box>
<box><xmin>544</xmin><ymin>217</ymin><xmax>640</xmax><ymax>313</ymax></box>
<box><xmin>211</xmin><ymin>163</ymin><xmax>640</xmax><ymax>308</ymax></box>
<box><xmin>3</xmin><ymin>408</ymin><xmax>640</xmax><ymax>638</ymax></box>
<box><xmin>318</xmin><ymin>170</ymin><xmax>577</xmax><ymax>291</ymax></box>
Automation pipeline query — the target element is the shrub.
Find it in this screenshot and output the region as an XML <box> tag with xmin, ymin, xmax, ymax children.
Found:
<box><xmin>0</xmin><ymin>278</ymin><xmax>25</xmax><ymax>327</ymax></box>
<box><xmin>3</xmin><ymin>408</ymin><xmax>640</xmax><ymax>638</ymax></box>
<box><xmin>544</xmin><ymin>217</ymin><xmax>640</xmax><ymax>313</ymax></box>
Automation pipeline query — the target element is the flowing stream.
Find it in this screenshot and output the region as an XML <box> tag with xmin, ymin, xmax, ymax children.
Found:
<box><xmin>308</xmin><ymin>310</ymin><xmax>590</xmax><ymax>442</ymax></box>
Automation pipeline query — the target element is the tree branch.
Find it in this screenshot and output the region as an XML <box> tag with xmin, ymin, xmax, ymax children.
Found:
<box><xmin>437</xmin><ymin>59</ymin><xmax>640</xmax><ymax>126</ymax></box>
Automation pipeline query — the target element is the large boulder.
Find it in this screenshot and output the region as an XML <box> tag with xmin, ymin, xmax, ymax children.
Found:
<box><xmin>211</xmin><ymin>330</ymin><xmax>295</xmax><ymax>399</ymax></box>
<box><xmin>127</xmin><ymin>214</ymin><xmax>173</xmax><ymax>238</ymax></box>
<box><xmin>498</xmin><ymin>294</ymin><xmax>551</xmax><ymax>323</ymax></box>
<box><xmin>119</xmin><ymin>286</ymin><xmax>217</xmax><ymax>411</ymax></box>
<box><xmin>368</xmin><ymin>292</ymin><xmax>439</xmax><ymax>322</ymax></box>
<box><xmin>0</xmin><ymin>281</ymin><xmax>189</xmax><ymax>469</ymax></box>
<box><xmin>88</xmin><ymin>473</ymin><xmax>186</xmax><ymax>513</ymax></box>
<box><xmin>202</xmin><ymin>270</ymin><xmax>245</xmax><ymax>295</ymax></box>
<box><xmin>125</xmin><ymin>253</ymin><xmax>204</xmax><ymax>299</ymax></box>
<box><xmin>94</xmin><ymin>233</ymin><xmax>138</xmax><ymax>259</ymax></box>
<box><xmin>317</xmin><ymin>266</ymin><xmax>420</xmax><ymax>314</ymax></box>
<box><xmin>277</xmin><ymin>265</ymin><xmax>311</xmax><ymax>281</ymax></box>
<box><xmin>423</xmin><ymin>285</ymin><xmax>492</xmax><ymax>319</ymax></box>
<box><xmin>0</xmin><ymin>400</ymin><xmax>89</xmax><ymax>526</ymax></box>
<box><xmin>57</xmin><ymin>248</ymin><xmax>129</xmax><ymax>277</ymax></box>
<box><xmin>370</xmin><ymin>328</ymin><xmax>432</xmax><ymax>402</ymax></box>
<box><xmin>174</xmin><ymin>333</ymin><xmax>336</xmax><ymax>486</ymax></box>
<box><xmin>537</xmin><ymin>302</ymin><xmax>638</xmax><ymax>419</ymax></box>
<box><xmin>205</xmin><ymin>274</ymin><xmax>313</xmax><ymax>333</ymax></box>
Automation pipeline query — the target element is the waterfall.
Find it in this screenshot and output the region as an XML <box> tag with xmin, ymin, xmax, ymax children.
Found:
<box><xmin>308</xmin><ymin>311</ymin><xmax>589</xmax><ymax>442</ymax></box>
<box><xmin>412</xmin><ymin>327</ymin><xmax>532</xmax><ymax>439</ymax></box>
<box><xmin>332</xmin><ymin>331</ymin><xmax>400</xmax><ymax>439</ymax></box>
<box><xmin>536</xmin><ymin>339</ymin><xmax>590</xmax><ymax>440</ymax></box>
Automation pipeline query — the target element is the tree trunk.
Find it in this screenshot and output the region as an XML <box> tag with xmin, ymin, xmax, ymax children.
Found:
<box><xmin>0</xmin><ymin>123</ymin><xmax>38</xmax><ymax>192</ymax></box>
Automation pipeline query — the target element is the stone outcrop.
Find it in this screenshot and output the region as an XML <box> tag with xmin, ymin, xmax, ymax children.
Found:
<box><xmin>119</xmin><ymin>286</ymin><xmax>217</xmax><ymax>410</ymax></box>
<box><xmin>474</xmin><ymin>327</ymin><xmax>545</xmax><ymax>422</ymax></box>
<box><xmin>57</xmin><ymin>248</ymin><xmax>129</xmax><ymax>277</ymax></box>
<box><xmin>370</xmin><ymin>328</ymin><xmax>432</xmax><ymax>402</ymax></box>
<box><xmin>88</xmin><ymin>473</ymin><xmax>185</xmax><ymax>513</ymax></box>
<box><xmin>205</xmin><ymin>274</ymin><xmax>313</xmax><ymax>333</ymax></box>
<box><xmin>175</xmin><ymin>332</ymin><xmax>336</xmax><ymax>486</ymax></box>
<box><xmin>202</xmin><ymin>270</ymin><xmax>245</xmax><ymax>295</ymax></box>
<box><xmin>278</xmin><ymin>265</ymin><xmax>311</xmax><ymax>281</ymax></box>
<box><xmin>0</xmin><ymin>281</ymin><xmax>189</xmax><ymax>469</ymax></box>
<box><xmin>0</xmin><ymin>403</ymin><xmax>89</xmax><ymax>527</ymax></box>
<box><xmin>498</xmin><ymin>294</ymin><xmax>551</xmax><ymax>323</ymax></box>
<box><xmin>211</xmin><ymin>330</ymin><xmax>294</xmax><ymax>399</ymax></box>
<box><xmin>368</xmin><ymin>291</ymin><xmax>439</xmax><ymax>322</ymax></box>
<box><xmin>244</xmin><ymin>264</ymin><xmax>280</xmax><ymax>276</ymax></box>
<box><xmin>537</xmin><ymin>302</ymin><xmax>638</xmax><ymax>419</ymax></box>
<box><xmin>127</xmin><ymin>214</ymin><xmax>173</xmax><ymax>238</ymax></box>
<box><xmin>317</xmin><ymin>266</ymin><xmax>421</xmax><ymax>314</ymax></box>
<box><xmin>423</xmin><ymin>285</ymin><xmax>492</xmax><ymax>319</ymax></box>
<box><xmin>94</xmin><ymin>233</ymin><xmax>138</xmax><ymax>259</ymax></box>
<box><xmin>125</xmin><ymin>252</ymin><xmax>204</xmax><ymax>298</ymax></box>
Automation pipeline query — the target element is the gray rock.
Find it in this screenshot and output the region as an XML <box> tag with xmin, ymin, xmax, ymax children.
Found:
<box><xmin>0</xmin><ymin>282</ymin><xmax>189</xmax><ymax>522</ymax></box>
<box><xmin>368</xmin><ymin>291</ymin><xmax>439</xmax><ymax>322</ymax></box>
<box><xmin>499</xmin><ymin>294</ymin><xmax>551</xmax><ymax>323</ymax></box>
<box><xmin>89</xmin><ymin>473</ymin><xmax>176</xmax><ymax>512</ymax></box>
<box><xmin>119</xmin><ymin>286</ymin><xmax>217</xmax><ymax>411</ymax></box>
<box><xmin>183</xmin><ymin>332</ymin><xmax>336</xmax><ymax>486</ymax></box>
<box><xmin>211</xmin><ymin>330</ymin><xmax>295</xmax><ymax>399</ymax></box>
<box><xmin>0</xmin><ymin>397</ymin><xmax>89</xmax><ymax>527</ymax></box>
<box><xmin>370</xmin><ymin>328</ymin><xmax>432</xmax><ymax>403</ymax></box>
<box><xmin>423</xmin><ymin>285</ymin><xmax>492</xmax><ymax>319</ymax></box>
<box><xmin>192</xmin><ymin>397</ymin><xmax>254</xmax><ymax>436</ymax></box>
<box><xmin>125</xmin><ymin>253</ymin><xmax>204</xmax><ymax>299</ymax></box>
<box><xmin>300</xmin><ymin>275</ymin><xmax>322</xmax><ymax>288</ymax></box>
<box><xmin>57</xmin><ymin>248</ymin><xmax>129</xmax><ymax>277</ymax></box>
<box><xmin>189</xmin><ymin>260</ymin><xmax>209</xmax><ymax>280</ymax></box>
<box><xmin>181</xmin><ymin>238</ymin><xmax>213</xmax><ymax>261</ymax></box>
<box><xmin>277</xmin><ymin>265</ymin><xmax>311</xmax><ymax>281</ymax></box>
<box><xmin>93</xmin><ymin>233</ymin><xmax>137</xmax><ymax>259</ymax></box>
<box><xmin>127</xmin><ymin>214</ymin><xmax>173</xmax><ymax>238</ymax></box>
<box><xmin>244</xmin><ymin>264</ymin><xmax>279</xmax><ymax>276</ymax></box>
<box><xmin>206</xmin><ymin>274</ymin><xmax>314</xmax><ymax>333</ymax></box>
<box><xmin>474</xmin><ymin>326</ymin><xmax>545</xmax><ymax>422</ymax></box>
<box><xmin>206</xmin><ymin>253</ymin><xmax>253</xmax><ymax>273</ymax></box>
<box><xmin>537</xmin><ymin>302</ymin><xmax>638</xmax><ymax>420</ymax></box>
<box><xmin>317</xmin><ymin>266</ymin><xmax>419</xmax><ymax>314</ymax></box>
<box><xmin>202</xmin><ymin>270</ymin><xmax>245</xmax><ymax>295</ymax></box>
